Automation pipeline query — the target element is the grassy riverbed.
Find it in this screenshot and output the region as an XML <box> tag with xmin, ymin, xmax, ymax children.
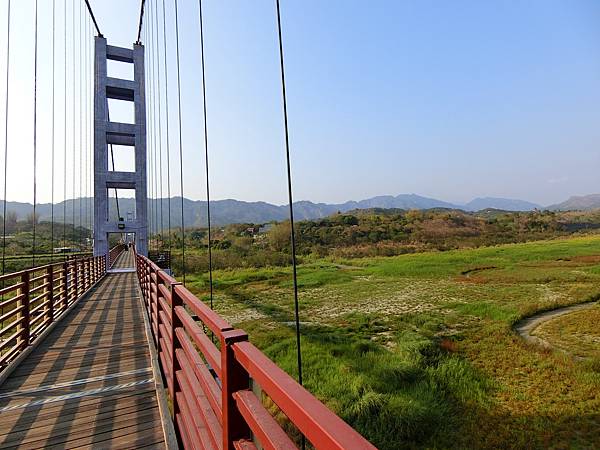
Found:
<box><xmin>184</xmin><ymin>235</ymin><xmax>600</xmax><ymax>449</ymax></box>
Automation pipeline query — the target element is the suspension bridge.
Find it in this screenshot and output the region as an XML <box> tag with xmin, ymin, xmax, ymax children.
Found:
<box><xmin>0</xmin><ymin>1</ymin><xmax>377</xmax><ymax>449</ymax></box>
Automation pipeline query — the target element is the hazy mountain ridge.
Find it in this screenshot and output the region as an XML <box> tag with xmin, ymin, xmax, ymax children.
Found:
<box><xmin>1</xmin><ymin>193</ymin><xmax>596</xmax><ymax>231</ymax></box>
<box><xmin>463</xmin><ymin>197</ymin><xmax>542</xmax><ymax>212</ymax></box>
<box><xmin>547</xmin><ymin>194</ymin><xmax>600</xmax><ymax>211</ymax></box>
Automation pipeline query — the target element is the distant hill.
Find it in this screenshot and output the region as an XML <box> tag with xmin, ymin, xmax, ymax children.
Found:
<box><xmin>548</xmin><ymin>194</ymin><xmax>600</xmax><ymax>211</ymax></box>
<box><xmin>336</xmin><ymin>194</ymin><xmax>458</xmax><ymax>211</ymax></box>
<box><xmin>1</xmin><ymin>192</ymin><xmax>592</xmax><ymax>231</ymax></box>
<box><xmin>463</xmin><ymin>197</ymin><xmax>541</xmax><ymax>212</ymax></box>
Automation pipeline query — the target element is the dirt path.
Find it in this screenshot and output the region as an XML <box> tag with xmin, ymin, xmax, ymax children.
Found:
<box><xmin>514</xmin><ymin>301</ymin><xmax>599</xmax><ymax>350</ymax></box>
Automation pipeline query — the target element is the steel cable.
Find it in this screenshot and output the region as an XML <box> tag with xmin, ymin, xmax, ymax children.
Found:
<box><xmin>63</xmin><ymin>0</ymin><xmax>67</xmax><ymax>257</ymax></box>
<box><xmin>154</xmin><ymin>0</ymin><xmax>164</xmax><ymax>249</ymax></box>
<box><xmin>275</xmin><ymin>0</ymin><xmax>304</xmax><ymax>398</ymax></box>
<box><xmin>51</xmin><ymin>0</ymin><xmax>56</xmax><ymax>262</ymax></box>
<box><xmin>2</xmin><ymin>0</ymin><xmax>11</xmax><ymax>277</ymax></box>
<box><xmin>161</xmin><ymin>0</ymin><xmax>172</xmax><ymax>260</ymax></box>
<box><xmin>32</xmin><ymin>0</ymin><xmax>39</xmax><ymax>268</ymax></box>
<box><xmin>197</xmin><ymin>0</ymin><xmax>214</xmax><ymax>309</ymax></box>
<box><xmin>173</xmin><ymin>0</ymin><xmax>186</xmax><ymax>284</ymax></box>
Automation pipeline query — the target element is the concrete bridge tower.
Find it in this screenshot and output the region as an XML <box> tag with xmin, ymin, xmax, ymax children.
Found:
<box><xmin>93</xmin><ymin>37</ymin><xmax>148</xmax><ymax>258</ymax></box>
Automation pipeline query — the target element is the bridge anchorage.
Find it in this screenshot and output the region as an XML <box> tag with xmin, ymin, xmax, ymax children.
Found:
<box><xmin>0</xmin><ymin>1</ymin><xmax>377</xmax><ymax>449</ymax></box>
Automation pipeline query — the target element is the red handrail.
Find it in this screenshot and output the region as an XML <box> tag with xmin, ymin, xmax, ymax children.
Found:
<box><xmin>135</xmin><ymin>251</ymin><xmax>377</xmax><ymax>450</ymax></box>
<box><xmin>108</xmin><ymin>243</ymin><xmax>127</xmax><ymax>268</ymax></box>
<box><xmin>0</xmin><ymin>255</ymin><xmax>106</xmax><ymax>371</ymax></box>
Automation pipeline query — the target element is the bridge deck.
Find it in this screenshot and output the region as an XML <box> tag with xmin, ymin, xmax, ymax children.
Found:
<box><xmin>0</xmin><ymin>263</ymin><xmax>166</xmax><ymax>449</ymax></box>
<box><xmin>111</xmin><ymin>247</ymin><xmax>136</xmax><ymax>270</ymax></box>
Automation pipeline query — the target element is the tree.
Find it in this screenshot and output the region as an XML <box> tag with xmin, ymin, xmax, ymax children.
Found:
<box><xmin>5</xmin><ymin>211</ymin><xmax>17</xmax><ymax>233</ymax></box>
<box><xmin>26</xmin><ymin>212</ymin><xmax>40</xmax><ymax>226</ymax></box>
<box><xmin>268</xmin><ymin>221</ymin><xmax>291</xmax><ymax>252</ymax></box>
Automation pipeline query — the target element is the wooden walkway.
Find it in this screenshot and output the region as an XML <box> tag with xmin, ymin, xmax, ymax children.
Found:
<box><xmin>0</xmin><ymin>257</ymin><xmax>166</xmax><ymax>449</ymax></box>
<box><xmin>111</xmin><ymin>248</ymin><xmax>136</xmax><ymax>270</ymax></box>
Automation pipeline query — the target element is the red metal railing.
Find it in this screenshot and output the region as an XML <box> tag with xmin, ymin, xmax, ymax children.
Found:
<box><xmin>109</xmin><ymin>243</ymin><xmax>127</xmax><ymax>268</ymax></box>
<box><xmin>0</xmin><ymin>255</ymin><xmax>106</xmax><ymax>370</ymax></box>
<box><xmin>135</xmin><ymin>252</ymin><xmax>377</xmax><ymax>450</ymax></box>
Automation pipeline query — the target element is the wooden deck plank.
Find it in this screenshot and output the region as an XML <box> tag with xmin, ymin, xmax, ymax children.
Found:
<box><xmin>0</xmin><ymin>389</ymin><xmax>158</xmax><ymax>431</ymax></box>
<box><xmin>111</xmin><ymin>249</ymin><xmax>135</xmax><ymax>270</ymax></box>
<box><xmin>0</xmin><ymin>271</ymin><xmax>166</xmax><ymax>449</ymax></box>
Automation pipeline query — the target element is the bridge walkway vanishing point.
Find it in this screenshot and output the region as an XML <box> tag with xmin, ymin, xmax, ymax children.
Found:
<box><xmin>111</xmin><ymin>248</ymin><xmax>136</xmax><ymax>271</ymax></box>
<box><xmin>0</xmin><ymin>260</ymin><xmax>167</xmax><ymax>449</ymax></box>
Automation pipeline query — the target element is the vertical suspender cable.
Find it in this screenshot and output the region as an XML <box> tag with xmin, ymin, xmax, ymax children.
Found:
<box><xmin>275</xmin><ymin>0</ymin><xmax>304</xmax><ymax>396</ymax></box>
<box><xmin>1</xmin><ymin>0</ymin><xmax>10</xmax><ymax>276</ymax></box>
<box><xmin>145</xmin><ymin>20</ymin><xmax>153</xmax><ymax>249</ymax></box>
<box><xmin>63</xmin><ymin>0</ymin><xmax>67</xmax><ymax>256</ymax></box>
<box><xmin>147</xmin><ymin>21</ymin><xmax>155</xmax><ymax>249</ymax></box>
<box><xmin>161</xmin><ymin>0</ymin><xmax>172</xmax><ymax>260</ymax></box>
<box><xmin>32</xmin><ymin>0</ymin><xmax>39</xmax><ymax>268</ymax></box>
<box><xmin>173</xmin><ymin>0</ymin><xmax>186</xmax><ymax>284</ymax></box>
<box><xmin>72</xmin><ymin>0</ymin><xmax>76</xmax><ymax>248</ymax></box>
<box><xmin>88</xmin><ymin>17</ymin><xmax>92</xmax><ymax>245</ymax></box>
<box><xmin>83</xmin><ymin>12</ymin><xmax>88</xmax><ymax>245</ymax></box>
<box><xmin>51</xmin><ymin>0</ymin><xmax>56</xmax><ymax>261</ymax></box>
<box><xmin>152</xmin><ymin>1</ymin><xmax>159</xmax><ymax>251</ymax></box>
<box><xmin>79</xmin><ymin>0</ymin><xmax>83</xmax><ymax>249</ymax></box>
<box><xmin>149</xmin><ymin>1</ymin><xmax>157</xmax><ymax>249</ymax></box>
<box><xmin>197</xmin><ymin>0</ymin><xmax>213</xmax><ymax>309</ymax></box>
<box><xmin>154</xmin><ymin>0</ymin><xmax>164</xmax><ymax>247</ymax></box>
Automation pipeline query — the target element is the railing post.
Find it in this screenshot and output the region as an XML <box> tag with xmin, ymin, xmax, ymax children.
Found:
<box><xmin>170</xmin><ymin>282</ymin><xmax>183</xmax><ymax>424</ymax></box>
<box><xmin>144</xmin><ymin>260</ymin><xmax>150</xmax><ymax>310</ymax></box>
<box><xmin>156</xmin><ymin>271</ymin><xmax>165</xmax><ymax>357</ymax></box>
<box><xmin>62</xmin><ymin>262</ymin><xmax>68</xmax><ymax>310</ymax></box>
<box><xmin>84</xmin><ymin>259</ymin><xmax>89</xmax><ymax>291</ymax></box>
<box><xmin>20</xmin><ymin>271</ymin><xmax>30</xmax><ymax>349</ymax></box>
<box><xmin>150</xmin><ymin>264</ymin><xmax>158</xmax><ymax>347</ymax></box>
<box><xmin>47</xmin><ymin>265</ymin><xmax>54</xmax><ymax>324</ymax></box>
<box><xmin>221</xmin><ymin>329</ymin><xmax>251</xmax><ymax>450</ymax></box>
<box><xmin>73</xmin><ymin>260</ymin><xmax>79</xmax><ymax>301</ymax></box>
<box><xmin>81</xmin><ymin>259</ymin><xmax>86</xmax><ymax>292</ymax></box>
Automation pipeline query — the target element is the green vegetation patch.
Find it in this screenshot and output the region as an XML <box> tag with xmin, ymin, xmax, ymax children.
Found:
<box><xmin>186</xmin><ymin>235</ymin><xmax>600</xmax><ymax>449</ymax></box>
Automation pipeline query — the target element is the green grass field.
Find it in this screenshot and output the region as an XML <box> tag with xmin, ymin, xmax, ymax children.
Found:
<box><xmin>185</xmin><ymin>235</ymin><xmax>600</xmax><ymax>449</ymax></box>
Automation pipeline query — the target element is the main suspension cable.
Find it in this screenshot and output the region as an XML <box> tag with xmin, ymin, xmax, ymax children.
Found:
<box><xmin>197</xmin><ymin>0</ymin><xmax>214</xmax><ymax>309</ymax></box>
<box><xmin>136</xmin><ymin>0</ymin><xmax>147</xmax><ymax>45</ymax></box>
<box><xmin>32</xmin><ymin>0</ymin><xmax>39</xmax><ymax>268</ymax></box>
<box><xmin>275</xmin><ymin>0</ymin><xmax>303</xmax><ymax>392</ymax></box>
<box><xmin>2</xmin><ymin>0</ymin><xmax>11</xmax><ymax>276</ymax></box>
<box><xmin>83</xmin><ymin>0</ymin><xmax>103</xmax><ymax>37</ymax></box>
<box><xmin>173</xmin><ymin>0</ymin><xmax>186</xmax><ymax>284</ymax></box>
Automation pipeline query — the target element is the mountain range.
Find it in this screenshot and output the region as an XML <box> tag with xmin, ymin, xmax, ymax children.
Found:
<box><xmin>1</xmin><ymin>193</ymin><xmax>599</xmax><ymax>231</ymax></box>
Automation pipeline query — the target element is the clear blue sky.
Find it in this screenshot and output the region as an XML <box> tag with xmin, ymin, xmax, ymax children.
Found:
<box><xmin>1</xmin><ymin>0</ymin><xmax>599</xmax><ymax>206</ymax></box>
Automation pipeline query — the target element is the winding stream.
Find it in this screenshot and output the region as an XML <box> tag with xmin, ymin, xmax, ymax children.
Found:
<box><xmin>514</xmin><ymin>301</ymin><xmax>599</xmax><ymax>352</ymax></box>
